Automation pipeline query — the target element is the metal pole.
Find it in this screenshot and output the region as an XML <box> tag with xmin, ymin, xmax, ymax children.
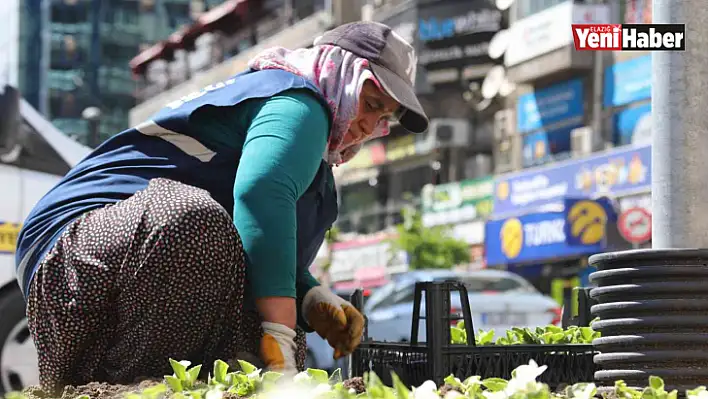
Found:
<box><xmin>652</xmin><ymin>0</ymin><xmax>708</xmax><ymax>248</ymax></box>
<box><xmin>590</xmin><ymin>51</ymin><xmax>605</xmax><ymax>150</ymax></box>
<box><xmin>89</xmin><ymin>119</ymin><xmax>99</xmax><ymax>148</ymax></box>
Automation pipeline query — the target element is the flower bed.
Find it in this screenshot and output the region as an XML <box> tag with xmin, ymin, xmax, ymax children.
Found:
<box><xmin>5</xmin><ymin>358</ymin><xmax>703</xmax><ymax>399</ymax></box>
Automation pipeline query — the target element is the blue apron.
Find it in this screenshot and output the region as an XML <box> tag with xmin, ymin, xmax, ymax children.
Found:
<box><xmin>16</xmin><ymin>69</ymin><xmax>339</xmax><ymax>330</ymax></box>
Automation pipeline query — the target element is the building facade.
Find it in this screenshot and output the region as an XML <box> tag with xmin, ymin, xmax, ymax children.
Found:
<box><xmin>480</xmin><ymin>0</ymin><xmax>654</xmax><ymax>304</ymax></box>
<box><xmin>5</xmin><ymin>0</ymin><xmax>211</xmax><ymax>147</ymax></box>
<box><xmin>128</xmin><ymin>0</ymin><xmax>360</xmax><ymax>125</ymax></box>
<box><xmin>127</xmin><ymin>0</ymin><xmax>656</xmax><ymax>295</ymax></box>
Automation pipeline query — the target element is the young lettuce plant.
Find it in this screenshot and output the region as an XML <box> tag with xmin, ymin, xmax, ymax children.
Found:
<box><xmin>165</xmin><ymin>359</ymin><xmax>203</xmax><ymax>392</ymax></box>
<box><xmin>443</xmin><ymin>374</ymin><xmax>484</xmax><ymax>398</ymax></box>
<box><xmin>450</xmin><ymin>321</ymin><xmax>495</xmax><ymax>346</ymax></box>
<box><xmin>259</xmin><ymin>367</ymin><xmax>352</xmax><ymax>399</ymax></box>
<box><xmin>642</xmin><ymin>376</ymin><xmax>678</xmax><ymax>399</ymax></box>
<box><xmin>451</xmin><ymin>322</ymin><xmax>600</xmax><ymax>346</ymax></box>
<box><xmin>687</xmin><ymin>386</ymin><xmax>708</xmax><ymax>399</ymax></box>
<box><xmin>125</xmin><ymin>384</ymin><xmax>168</xmax><ymax>399</ymax></box>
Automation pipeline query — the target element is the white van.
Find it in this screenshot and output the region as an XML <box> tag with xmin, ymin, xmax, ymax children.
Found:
<box><xmin>0</xmin><ymin>85</ymin><xmax>91</xmax><ymax>394</ymax></box>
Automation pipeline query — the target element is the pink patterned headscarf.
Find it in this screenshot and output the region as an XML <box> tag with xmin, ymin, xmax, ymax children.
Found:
<box><xmin>248</xmin><ymin>45</ymin><xmax>391</xmax><ymax>165</ymax></box>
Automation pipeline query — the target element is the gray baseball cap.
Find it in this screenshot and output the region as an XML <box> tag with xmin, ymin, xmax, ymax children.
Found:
<box><xmin>314</xmin><ymin>21</ymin><xmax>429</xmax><ymax>134</ymax></box>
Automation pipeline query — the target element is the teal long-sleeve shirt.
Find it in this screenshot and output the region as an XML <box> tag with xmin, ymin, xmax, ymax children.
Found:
<box><xmin>189</xmin><ymin>89</ymin><xmax>330</xmax><ymax>304</ymax></box>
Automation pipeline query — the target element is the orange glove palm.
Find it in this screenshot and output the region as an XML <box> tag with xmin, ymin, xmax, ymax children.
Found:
<box><xmin>302</xmin><ymin>287</ymin><xmax>365</xmax><ymax>359</ymax></box>
<box><xmin>259</xmin><ymin>322</ymin><xmax>298</xmax><ymax>374</ymax></box>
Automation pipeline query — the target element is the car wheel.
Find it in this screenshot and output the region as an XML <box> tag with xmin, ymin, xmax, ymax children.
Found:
<box><xmin>0</xmin><ymin>287</ymin><xmax>38</xmax><ymax>394</ymax></box>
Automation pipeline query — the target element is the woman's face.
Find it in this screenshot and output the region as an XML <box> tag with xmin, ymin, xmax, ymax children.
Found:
<box><xmin>347</xmin><ymin>80</ymin><xmax>400</xmax><ymax>145</ymax></box>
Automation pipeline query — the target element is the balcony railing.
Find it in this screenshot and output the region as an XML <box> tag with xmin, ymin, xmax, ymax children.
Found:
<box><xmin>132</xmin><ymin>0</ymin><xmax>326</xmax><ymax>104</ymax></box>
<box><xmin>336</xmin><ymin>198</ymin><xmax>421</xmax><ymax>235</ymax></box>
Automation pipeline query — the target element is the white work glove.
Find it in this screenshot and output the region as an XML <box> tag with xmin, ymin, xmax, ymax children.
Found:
<box><xmin>260</xmin><ymin>321</ymin><xmax>298</xmax><ymax>375</ymax></box>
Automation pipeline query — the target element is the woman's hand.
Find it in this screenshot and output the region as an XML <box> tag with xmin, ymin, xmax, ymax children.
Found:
<box><xmin>302</xmin><ymin>286</ymin><xmax>365</xmax><ymax>359</ymax></box>
<box><xmin>260</xmin><ymin>321</ymin><xmax>298</xmax><ymax>374</ymax></box>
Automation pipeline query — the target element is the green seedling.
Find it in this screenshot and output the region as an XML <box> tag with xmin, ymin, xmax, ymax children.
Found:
<box><xmin>165</xmin><ymin>359</ymin><xmax>203</xmax><ymax>392</ymax></box>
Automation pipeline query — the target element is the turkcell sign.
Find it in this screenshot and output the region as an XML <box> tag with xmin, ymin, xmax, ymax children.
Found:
<box><xmin>492</xmin><ymin>144</ymin><xmax>651</xmax><ymax>217</ymax></box>
<box><xmin>524</xmin><ymin>218</ymin><xmax>566</xmax><ymax>247</ymax></box>
<box><xmin>572</xmin><ymin>23</ymin><xmax>686</xmax><ymax>51</ymax></box>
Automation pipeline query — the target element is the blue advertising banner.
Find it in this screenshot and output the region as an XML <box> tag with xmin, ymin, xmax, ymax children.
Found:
<box><xmin>493</xmin><ymin>144</ymin><xmax>651</xmax><ymax>218</ymax></box>
<box><xmin>604</xmin><ymin>55</ymin><xmax>651</xmax><ymax>107</ymax></box>
<box><xmin>516</xmin><ymin>79</ymin><xmax>584</xmax><ymax>133</ymax></box>
<box><xmin>614</xmin><ymin>103</ymin><xmax>651</xmax><ymax>146</ymax></box>
<box><xmin>485</xmin><ymin>198</ymin><xmax>608</xmax><ymax>265</ymax></box>
<box><xmin>521</xmin><ymin>124</ymin><xmax>579</xmax><ymax>168</ymax></box>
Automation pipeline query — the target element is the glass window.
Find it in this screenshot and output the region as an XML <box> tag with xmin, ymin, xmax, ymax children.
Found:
<box><xmin>340</xmin><ymin>183</ymin><xmax>378</xmax><ymax>215</ymax></box>
<box><xmin>51</xmin><ymin>1</ymin><xmax>89</xmax><ymax>24</ymax></box>
<box><xmin>391</xmin><ymin>286</ymin><xmax>416</xmax><ymax>305</ymax></box>
<box><xmin>364</xmin><ymin>282</ymin><xmax>398</xmax><ymax>312</ymax></box>
<box><xmin>458</xmin><ymin>276</ymin><xmax>526</xmax><ymax>293</ymax></box>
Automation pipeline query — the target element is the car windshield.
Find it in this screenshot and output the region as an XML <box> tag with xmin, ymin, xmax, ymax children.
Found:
<box><xmin>363</xmin><ymin>282</ymin><xmax>397</xmax><ymax>313</ymax></box>
<box><xmin>456</xmin><ymin>275</ymin><xmax>532</xmax><ymax>293</ymax></box>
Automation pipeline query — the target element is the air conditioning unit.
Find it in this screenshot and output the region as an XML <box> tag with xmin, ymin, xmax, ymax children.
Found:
<box><xmin>571</xmin><ymin>126</ymin><xmax>593</xmax><ymax>158</ymax></box>
<box><xmin>420</xmin><ymin>118</ymin><xmax>471</xmax><ymax>150</ymax></box>
<box><xmin>493</xmin><ymin>109</ymin><xmax>515</xmax><ymax>141</ymax></box>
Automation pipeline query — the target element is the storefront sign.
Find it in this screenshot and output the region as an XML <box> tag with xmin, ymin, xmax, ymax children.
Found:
<box><xmin>618</xmin><ymin>192</ymin><xmax>651</xmax><ymax>212</ymax></box>
<box><xmin>417</xmin><ymin>0</ymin><xmax>501</xmax><ymax>74</ymax></box>
<box><xmin>522</xmin><ymin>124</ymin><xmax>579</xmax><ymax>168</ymax></box>
<box><xmin>517</xmin><ymin>79</ymin><xmax>584</xmax><ymax>133</ymax></box>
<box><xmin>346</xmin><ymin>141</ymin><xmax>387</xmax><ymax>169</ymax></box>
<box><xmin>0</xmin><ymin>222</ymin><xmax>20</xmax><ymax>254</ymax></box>
<box><xmin>451</xmin><ymin>221</ymin><xmax>486</xmax><ymax>245</ymax></box>
<box><xmin>614</xmin><ymin>102</ymin><xmax>651</xmax><ymax>146</ymax></box>
<box><xmin>421</xmin><ymin>176</ymin><xmax>494</xmax><ymax>227</ymax></box>
<box><xmin>504</xmin><ymin>1</ymin><xmax>610</xmax><ymax>67</ymax></box>
<box><xmin>604</xmin><ymin>55</ymin><xmax>651</xmax><ymax>107</ymax></box>
<box><xmin>329</xmin><ymin>235</ymin><xmax>408</xmax><ymax>282</ymax></box>
<box><xmin>485</xmin><ymin>198</ymin><xmax>608</xmax><ymax>265</ymax></box>
<box><xmin>385</xmin><ymin>135</ymin><xmax>417</xmax><ymax>163</ymax></box>
<box><xmin>493</xmin><ymin>144</ymin><xmax>651</xmax><ymax>218</ymax></box>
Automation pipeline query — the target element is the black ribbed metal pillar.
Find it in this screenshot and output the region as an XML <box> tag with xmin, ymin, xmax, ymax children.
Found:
<box><xmin>589</xmin><ymin>249</ymin><xmax>708</xmax><ymax>391</ymax></box>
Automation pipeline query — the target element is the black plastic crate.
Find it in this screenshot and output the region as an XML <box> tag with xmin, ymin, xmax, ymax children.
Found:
<box><xmin>350</xmin><ymin>281</ymin><xmax>597</xmax><ymax>388</ymax></box>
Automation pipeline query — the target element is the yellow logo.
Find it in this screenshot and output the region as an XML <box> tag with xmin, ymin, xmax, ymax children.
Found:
<box><xmin>500</xmin><ymin>218</ymin><xmax>523</xmax><ymax>259</ymax></box>
<box><xmin>0</xmin><ymin>222</ymin><xmax>21</xmax><ymax>254</ymax></box>
<box><xmin>496</xmin><ymin>181</ymin><xmax>510</xmax><ymax>201</ymax></box>
<box><xmin>567</xmin><ymin>200</ymin><xmax>607</xmax><ymax>245</ymax></box>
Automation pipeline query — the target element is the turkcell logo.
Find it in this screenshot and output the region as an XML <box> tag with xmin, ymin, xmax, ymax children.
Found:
<box><xmin>523</xmin><ymin>219</ymin><xmax>565</xmax><ymax>247</ymax></box>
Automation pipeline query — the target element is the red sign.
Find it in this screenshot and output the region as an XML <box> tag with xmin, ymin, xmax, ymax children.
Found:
<box><xmin>617</xmin><ymin>207</ymin><xmax>652</xmax><ymax>244</ymax></box>
<box><xmin>571</xmin><ymin>24</ymin><xmax>685</xmax><ymax>51</ymax></box>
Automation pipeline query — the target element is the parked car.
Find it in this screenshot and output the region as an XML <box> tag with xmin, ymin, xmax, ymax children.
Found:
<box><xmin>363</xmin><ymin>269</ymin><xmax>562</xmax><ymax>343</ymax></box>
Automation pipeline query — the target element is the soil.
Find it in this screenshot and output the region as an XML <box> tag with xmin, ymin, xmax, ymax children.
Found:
<box><xmin>342</xmin><ymin>377</ymin><xmax>365</xmax><ymax>394</ymax></box>
<box><xmin>16</xmin><ymin>377</ymin><xmax>369</xmax><ymax>399</ymax></box>
<box><xmin>19</xmin><ymin>379</ymin><xmax>162</xmax><ymax>399</ymax></box>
